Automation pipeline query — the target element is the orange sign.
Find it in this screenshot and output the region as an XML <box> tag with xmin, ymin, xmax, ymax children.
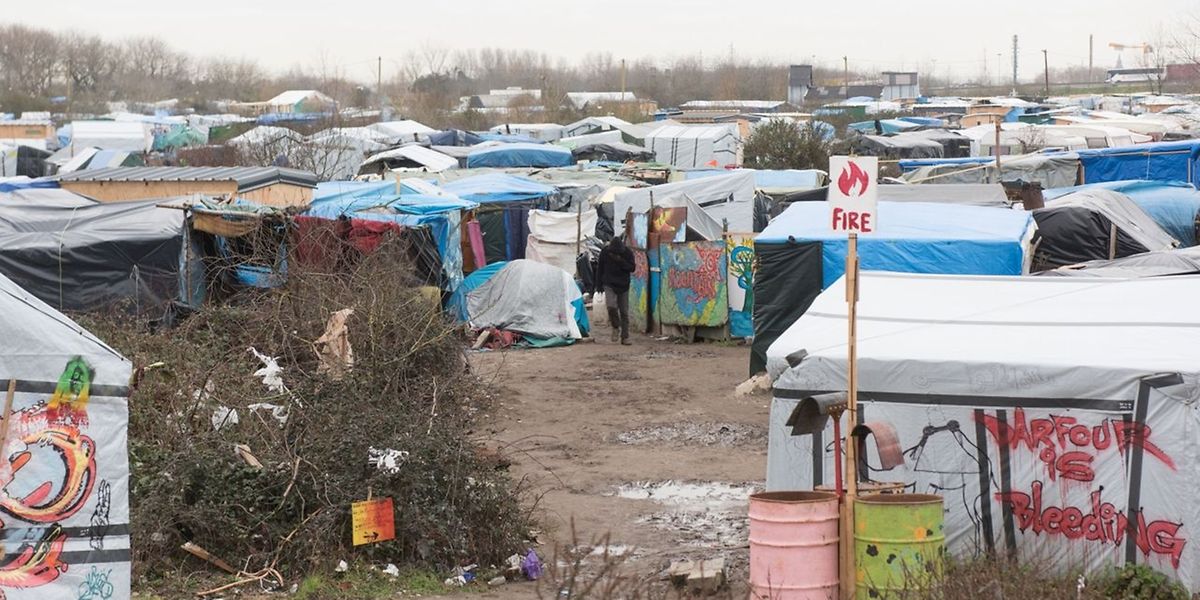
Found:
<box><xmin>351</xmin><ymin>497</ymin><xmax>396</xmax><ymax>546</ymax></box>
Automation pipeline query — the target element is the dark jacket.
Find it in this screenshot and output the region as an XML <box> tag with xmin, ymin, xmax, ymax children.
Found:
<box><xmin>597</xmin><ymin>242</ymin><xmax>636</xmax><ymax>293</ymax></box>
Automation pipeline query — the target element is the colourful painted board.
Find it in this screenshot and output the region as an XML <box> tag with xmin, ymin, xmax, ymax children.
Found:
<box><xmin>351</xmin><ymin>497</ymin><xmax>396</xmax><ymax>546</ymax></box>
<box><xmin>629</xmin><ymin>250</ymin><xmax>650</xmax><ymax>333</ymax></box>
<box><xmin>658</xmin><ymin>241</ymin><xmax>728</xmax><ymax>327</ymax></box>
<box><xmin>726</xmin><ymin>234</ymin><xmax>755</xmax><ymax>338</ymax></box>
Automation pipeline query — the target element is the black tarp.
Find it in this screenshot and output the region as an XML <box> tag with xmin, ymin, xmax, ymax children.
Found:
<box><xmin>476</xmin><ymin>208</ymin><xmax>508</xmax><ymax>265</ymax></box>
<box><xmin>750</xmin><ymin>240</ymin><xmax>823</xmax><ymax>374</ymax></box>
<box><xmin>849</xmin><ymin>134</ymin><xmax>944</xmax><ymax>160</ymax></box>
<box><xmin>0</xmin><ymin>190</ymin><xmax>198</xmax><ymax>314</ymax></box>
<box><xmin>1031</xmin><ymin>206</ymin><xmax>1153</xmax><ymax>270</ymax></box>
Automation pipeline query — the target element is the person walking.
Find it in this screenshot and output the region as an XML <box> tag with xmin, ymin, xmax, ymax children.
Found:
<box><xmin>596</xmin><ymin>236</ymin><xmax>636</xmax><ymax>345</ymax></box>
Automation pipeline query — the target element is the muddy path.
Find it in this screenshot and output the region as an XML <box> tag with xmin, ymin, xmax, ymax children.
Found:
<box><xmin>467</xmin><ymin>336</ymin><xmax>767</xmax><ymax>597</ymax></box>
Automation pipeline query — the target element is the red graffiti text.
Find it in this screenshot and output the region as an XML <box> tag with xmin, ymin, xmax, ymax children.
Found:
<box><xmin>996</xmin><ymin>480</ymin><xmax>1185</xmax><ymax>569</ymax></box>
<box><xmin>978</xmin><ymin>408</ymin><xmax>1174</xmax><ymax>482</ymax></box>
<box><xmin>667</xmin><ymin>247</ymin><xmax>723</xmax><ymax>301</ymax></box>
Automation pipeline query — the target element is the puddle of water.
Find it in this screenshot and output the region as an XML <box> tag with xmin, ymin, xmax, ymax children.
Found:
<box><xmin>614</xmin><ymin>480</ymin><xmax>762</xmax><ymax>549</ymax></box>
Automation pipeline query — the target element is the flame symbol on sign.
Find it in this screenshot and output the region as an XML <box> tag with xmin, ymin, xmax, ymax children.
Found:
<box><xmin>837</xmin><ymin>161</ymin><xmax>870</xmax><ymax>197</ymax></box>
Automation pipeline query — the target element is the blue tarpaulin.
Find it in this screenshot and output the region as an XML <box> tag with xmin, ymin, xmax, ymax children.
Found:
<box><xmin>466</xmin><ymin>143</ymin><xmax>573</xmax><ymax>168</ymax></box>
<box><xmin>1078</xmin><ymin>141</ymin><xmax>1200</xmax><ymax>187</ymax></box>
<box><xmin>440</xmin><ymin>173</ymin><xmax>556</xmax><ymax>204</ymax></box>
<box><xmin>447</xmin><ymin>261</ymin><xmax>508</xmax><ymax>321</ymax></box>
<box><xmin>757</xmin><ymin>201</ymin><xmax>1034</xmax><ymax>288</ymax></box>
<box><xmin>1045</xmin><ymin>180</ymin><xmax>1200</xmax><ymax>246</ymax></box>
<box><xmin>848</xmin><ymin>119</ymin><xmax>921</xmax><ymax>134</ymax></box>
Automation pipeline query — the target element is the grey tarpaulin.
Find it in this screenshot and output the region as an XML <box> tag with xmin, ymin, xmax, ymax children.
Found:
<box><xmin>0</xmin><ymin>269</ymin><xmax>133</xmax><ymax>599</ymax></box>
<box><xmin>0</xmin><ymin>189</ymin><xmax>201</xmax><ymax>314</ymax></box>
<box><xmin>466</xmin><ymin>259</ymin><xmax>584</xmax><ymax>340</ymax></box>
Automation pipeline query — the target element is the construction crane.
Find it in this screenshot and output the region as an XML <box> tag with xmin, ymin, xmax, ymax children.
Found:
<box><xmin>1109</xmin><ymin>42</ymin><xmax>1153</xmax><ymax>67</ymax></box>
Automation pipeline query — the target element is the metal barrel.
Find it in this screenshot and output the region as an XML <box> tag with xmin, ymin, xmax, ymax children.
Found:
<box><xmin>748</xmin><ymin>491</ymin><xmax>839</xmax><ymax>600</ymax></box>
<box><xmin>853</xmin><ymin>493</ymin><xmax>945</xmax><ymax>599</ymax></box>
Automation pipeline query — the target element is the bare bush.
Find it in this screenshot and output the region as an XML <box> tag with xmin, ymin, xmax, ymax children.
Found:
<box><xmin>77</xmin><ymin>233</ymin><xmax>531</xmax><ymax>588</ymax></box>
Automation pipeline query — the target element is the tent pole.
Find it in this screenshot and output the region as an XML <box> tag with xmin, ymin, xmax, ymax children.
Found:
<box><xmin>840</xmin><ymin>232</ymin><xmax>860</xmax><ymax>600</ymax></box>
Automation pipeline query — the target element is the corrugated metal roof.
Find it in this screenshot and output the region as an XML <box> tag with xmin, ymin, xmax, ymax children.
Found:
<box><xmin>57</xmin><ymin>166</ymin><xmax>318</xmax><ymax>190</ymax></box>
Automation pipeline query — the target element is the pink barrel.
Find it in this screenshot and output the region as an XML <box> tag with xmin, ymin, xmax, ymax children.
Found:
<box><xmin>749</xmin><ymin>491</ymin><xmax>839</xmax><ymax>600</ymax></box>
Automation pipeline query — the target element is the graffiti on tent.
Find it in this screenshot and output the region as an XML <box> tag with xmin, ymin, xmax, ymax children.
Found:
<box><xmin>0</xmin><ymin>356</ymin><xmax>102</xmax><ymax>598</ymax></box>
<box><xmin>659</xmin><ymin>241</ymin><xmax>728</xmax><ymax>327</ymax></box>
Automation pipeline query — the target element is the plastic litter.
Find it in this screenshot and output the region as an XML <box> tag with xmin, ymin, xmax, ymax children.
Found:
<box><xmin>522</xmin><ymin>549</ymin><xmax>542</xmax><ymax>581</ymax></box>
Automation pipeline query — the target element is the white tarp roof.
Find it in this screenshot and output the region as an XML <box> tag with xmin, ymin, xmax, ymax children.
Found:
<box><xmin>878</xmin><ymin>183</ymin><xmax>1010</xmax><ymax>207</ymax></box>
<box><xmin>613</xmin><ymin>171</ymin><xmax>756</xmax><ymax>238</ymax></box>
<box><xmin>643</xmin><ymin>123</ymin><xmax>740</xmax><ymax>168</ymax></box>
<box><xmin>369</xmin><ymin>120</ymin><xmax>435</xmax><ymax>141</ymax></box>
<box><xmin>466</xmin><ymin>260</ymin><xmax>583</xmax><ymax>339</ymax></box>
<box><xmin>361</xmin><ymin>145</ymin><xmax>458</xmax><ymax>173</ymax></box>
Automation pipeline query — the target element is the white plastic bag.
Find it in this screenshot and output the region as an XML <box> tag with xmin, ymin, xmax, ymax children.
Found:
<box><xmin>591</xmin><ymin>292</ymin><xmax>609</xmax><ymax>328</ymax></box>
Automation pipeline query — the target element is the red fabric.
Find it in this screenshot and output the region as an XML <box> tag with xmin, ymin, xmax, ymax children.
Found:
<box><xmin>347</xmin><ymin>218</ymin><xmax>405</xmax><ymax>254</ymax></box>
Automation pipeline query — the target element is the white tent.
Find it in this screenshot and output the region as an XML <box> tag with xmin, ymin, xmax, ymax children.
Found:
<box><xmin>613</xmin><ymin>171</ymin><xmax>757</xmax><ymax>238</ymax></box>
<box><xmin>487</xmin><ymin>123</ymin><xmax>566</xmax><ymax>142</ymax></box>
<box><xmin>369</xmin><ymin>120</ymin><xmax>435</xmax><ymax>143</ymax></box>
<box><xmin>0</xmin><ymin>270</ymin><xmax>133</xmax><ymax>598</ymax></box>
<box><xmin>767</xmin><ymin>272</ymin><xmax>1200</xmax><ymax>589</ymax></box>
<box><xmin>66</xmin><ymin>121</ymin><xmax>151</xmax><ymax>153</ymax></box>
<box><xmin>643</xmin><ymin>123</ymin><xmax>740</xmax><ymax>168</ymax></box>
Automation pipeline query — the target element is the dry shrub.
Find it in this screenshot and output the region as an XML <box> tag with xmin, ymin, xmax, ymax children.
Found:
<box><xmin>78</xmin><ymin>236</ymin><xmax>530</xmax><ymax>585</ymax></box>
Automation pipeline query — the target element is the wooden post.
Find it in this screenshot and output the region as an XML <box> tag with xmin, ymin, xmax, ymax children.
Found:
<box><xmin>575</xmin><ymin>199</ymin><xmax>583</xmax><ymax>258</ymax></box>
<box><xmin>994</xmin><ymin>120</ymin><xmax>1003</xmax><ymax>183</ymax></box>
<box><xmin>840</xmin><ymin>232</ymin><xmax>860</xmax><ymax>600</ymax></box>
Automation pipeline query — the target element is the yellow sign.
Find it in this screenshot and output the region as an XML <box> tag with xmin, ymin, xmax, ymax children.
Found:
<box><xmin>351</xmin><ymin>497</ymin><xmax>396</xmax><ymax>546</ymax></box>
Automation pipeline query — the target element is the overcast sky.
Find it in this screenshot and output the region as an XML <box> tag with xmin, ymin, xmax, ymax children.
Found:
<box><xmin>16</xmin><ymin>0</ymin><xmax>1197</xmax><ymax>83</ymax></box>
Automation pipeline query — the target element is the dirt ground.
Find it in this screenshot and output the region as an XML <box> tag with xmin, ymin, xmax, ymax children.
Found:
<box><xmin>463</xmin><ymin>333</ymin><xmax>768</xmax><ymax>598</ymax></box>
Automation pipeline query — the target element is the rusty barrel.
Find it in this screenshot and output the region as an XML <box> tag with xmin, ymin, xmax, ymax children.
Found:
<box><xmin>748</xmin><ymin>491</ymin><xmax>839</xmax><ymax>600</ymax></box>
<box><xmin>854</xmin><ymin>493</ymin><xmax>945</xmax><ymax>599</ymax></box>
<box><xmin>816</xmin><ymin>481</ymin><xmax>905</xmax><ymax>496</ymax></box>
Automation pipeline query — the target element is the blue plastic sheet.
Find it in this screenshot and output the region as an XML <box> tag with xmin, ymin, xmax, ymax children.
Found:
<box><xmin>466</xmin><ymin>143</ymin><xmax>573</xmax><ymax>168</ymax></box>
<box><xmin>757</xmin><ymin>201</ymin><xmax>1033</xmax><ymax>288</ymax></box>
<box><xmin>441</xmin><ymin>173</ymin><xmax>555</xmax><ymax>204</ymax></box>
<box><xmin>1078</xmin><ymin>141</ymin><xmax>1200</xmax><ymax>187</ymax></box>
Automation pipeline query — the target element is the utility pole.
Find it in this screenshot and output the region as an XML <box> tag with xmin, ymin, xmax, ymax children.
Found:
<box><xmin>620</xmin><ymin>58</ymin><xmax>627</xmax><ymax>101</ymax></box>
<box><xmin>376</xmin><ymin>56</ymin><xmax>383</xmax><ymax>120</ymax></box>
<box><xmin>1011</xmin><ymin>35</ymin><xmax>1019</xmax><ymax>96</ymax></box>
<box><xmin>1042</xmin><ymin>49</ymin><xmax>1050</xmax><ymax>97</ymax></box>
<box><xmin>1088</xmin><ymin>34</ymin><xmax>1094</xmax><ymax>82</ymax></box>
<box><xmin>843</xmin><ymin>56</ymin><xmax>849</xmax><ymax>98</ymax></box>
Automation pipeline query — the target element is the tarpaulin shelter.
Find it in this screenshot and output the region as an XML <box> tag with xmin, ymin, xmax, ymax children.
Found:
<box><xmin>0</xmin><ymin>144</ymin><xmax>51</xmax><ymax>178</ymax></box>
<box><xmin>525</xmin><ymin>209</ymin><xmax>598</xmax><ymax>275</ymax></box>
<box><xmin>1032</xmin><ymin>188</ymin><xmax>1179</xmax><ymax>270</ymax></box>
<box><xmin>466</xmin><ymin>143</ymin><xmax>573</xmax><ymax>169</ymax></box>
<box><xmin>441</xmin><ymin>174</ymin><xmax>561</xmax><ymax>265</ymax></box>
<box><xmin>0</xmin><ymin>270</ymin><xmax>133</xmax><ymax>599</ymax></box>
<box><xmin>571</xmin><ymin>142</ymin><xmax>654</xmax><ymax>163</ymax></box>
<box><xmin>680</xmin><ymin>168</ymin><xmax>826</xmax><ymax>196</ymax></box>
<box><xmin>1039</xmin><ymin>246</ymin><xmax>1200</xmax><ymax>277</ymax></box>
<box><xmin>368</xmin><ymin>120</ymin><xmax>435</xmax><ymax>143</ymax></box>
<box><xmin>850</xmin><ymin>133</ymin><xmax>944</xmax><ymax>160</ymax></box>
<box><xmin>751</xmin><ymin>201</ymin><xmax>1036</xmax><ymax>373</ymax></box>
<box><xmin>465</xmin><ymin>259</ymin><xmax>588</xmax><ymax>342</ymax></box>
<box><xmin>1078</xmin><ymin>140</ymin><xmax>1200</xmax><ymax>186</ymax></box>
<box><xmin>61</xmin><ymin>121</ymin><xmax>152</xmax><ymax>153</ymax></box>
<box><xmin>358</xmin><ymin>145</ymin><xmax>458</xmax><ymax>175</ymax></box>
<box><xmin>614</xmin><ymin>171</ymin><xmax>758</xmax><ymax>239</ymax></box>
<box><xmin>765</xmin><ymin>272</ymin><xmax>1200</xmax><ymax>591</ymax></box>
<box><xmin>0</xmin><ymin>189</ymin><xmax>202</xmax><ymax>314</ymax></box>
<box><xmin>305</xmin><ymin>181</ymin><xmax>475</xmax><ymax>290</ymax></box>
<box><xmin>899</xmin><ymin>152</ymin><xmax>1082</xmax><ymax>188</ymax></box>
<box><xmin>643</xmin><ymin>124</ymin><xmax>740</xmax><ymax>168</ymax></box>
<box><xmin>426</xmin><ymin>129</ymin><xmax>485</xmax><ymax>147</ymax></box>
<box><xmin>1045</xmin><ymin>180</ymin><xmax>1200</xmax><ymax>246</ymax></box>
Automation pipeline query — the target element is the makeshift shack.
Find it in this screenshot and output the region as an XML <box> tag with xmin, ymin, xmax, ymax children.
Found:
<box><xmin>0</xmin><ymin>270</ymin><xmax>133</xmax><ymax>599</ymax></box>
<box><xmin>440</xmin><ymin>174</ymin><xmax>561</xmax><ymax>266</ymax></box>
<box><xmin>0</xmin><ymin>188</ymin><xmax>203</xmax><ymax>314</ymax></box>
<box><xmin>58</xmin><ymin>166</ymin><xmax>318</xmax><ymax>208</ymax></box>
<box><xmin>61</xmin><ymin>120</ymin><xmax>152</xmax><ymax>153</ymax></box>
<box><xmin>766</xmin><ymin>272</ymin><xmax>1200</xmax><ymax>591</ymax></box>
<box><xmin>643</xmin><ymin>124</ymin><xmax>740</xmax><ymax>168</ymax></box>
<box><xmin>1078</xmin><ymin>140</ymin><xmax>1200</xmax><ymax>186</ymax></box>
<box><xmin>1045</xmin><ymin>180</ymin><xmax>1200</xmax><ymax>246</ymax></box>
<box><xmin>751</xmin><ymin>201</ymin><xmax>1036</xmax><ymax>373</ymax></box>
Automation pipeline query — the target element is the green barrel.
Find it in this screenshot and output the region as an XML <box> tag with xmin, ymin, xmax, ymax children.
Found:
<box><xmin>854</xmin><ymin>493</ymin><xmax>945</xmax><ymax>599</ymax></box>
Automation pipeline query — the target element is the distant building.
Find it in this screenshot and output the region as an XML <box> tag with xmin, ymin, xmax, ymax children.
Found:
<box><xmin>58</xmin><ymin>166</ymin><xmax>319</xmax><ymax>208</ymax></box>
<box><xmin>679</xmin><ymin>100</ymin><xmax>798</xmax><ymax>114</ymax></box>
<box><xmin>459</xmin><ymin>87</ymin><xmax>543</xmax><ymax>114</ymax></box>
<box><xmin>0</xmin><ymin>119</ymin><xmax>54</xmax><ymax>150</ymax></box>
<box><xmin>234</xmin><ymin>90</ymin><xmax>336</xmax><ymax>116</ymax></box>
<box><xmin>788</xmin><ymin>65</ymin><xmax>814</xmax><ymax>105</ymax></box>
<box><xmin>563</xmin><ymin>92</ymin><xmax>654</xmax><ymax>114</ymax></box>
<box><xmin>881</xmin><ymin>72</ymin><xmax>920</xmax><ymax>101</ymax></box>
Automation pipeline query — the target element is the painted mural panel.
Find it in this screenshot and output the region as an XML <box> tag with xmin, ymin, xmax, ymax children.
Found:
<box><xmin>649</xmin><ymin>207</ymin><xmax>686</xmax><ymax>245</ymax></box>
<box><xmin>726</xmin><ymin>234</ymin><xmax>755</xmax><ymax>338</ymax></box>
<box><xmin>628</xmin><ymin>250</ymin><xmax>649</xmax><ymax>333</ymax></box>
<box><xmin>659</xmin><ymin>241</ymin><xmax>728</xmax><ymax>327</ymax></box>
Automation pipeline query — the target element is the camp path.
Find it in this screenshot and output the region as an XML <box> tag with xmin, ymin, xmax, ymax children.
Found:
<box><xmin>468</xmin><ymin>336</ymin><xmax>766</xmax><ymax>598</ymax></box>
